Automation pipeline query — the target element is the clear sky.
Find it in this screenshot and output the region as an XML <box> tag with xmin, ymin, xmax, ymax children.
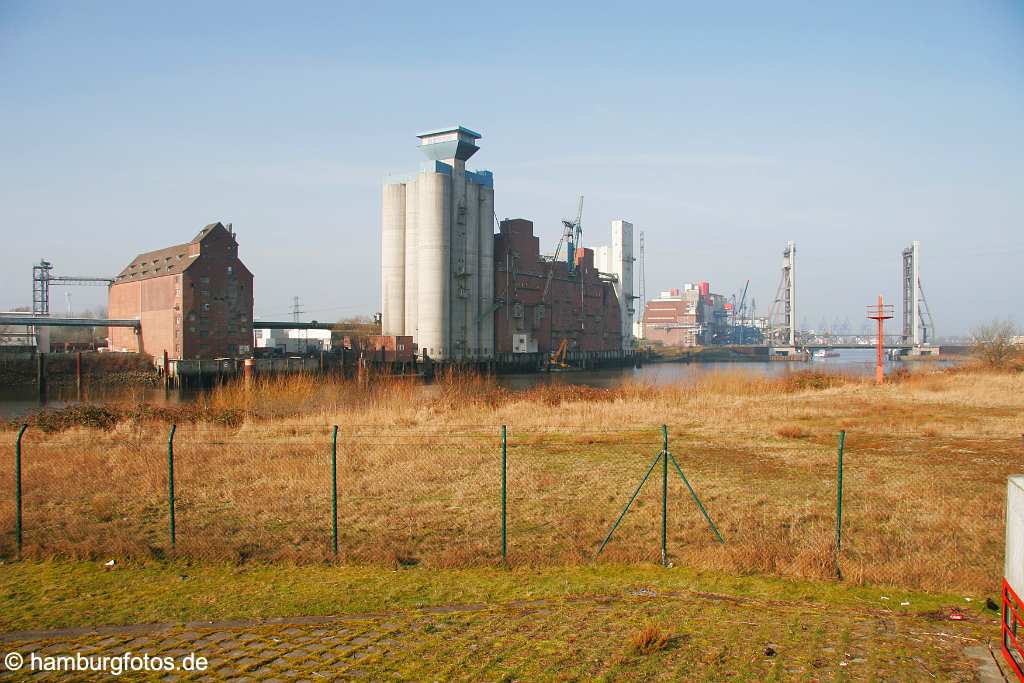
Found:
<box><xmin>1</xmin><ymin>1</ymin><xmax>1021</xmax><ymax>335</ymax></box>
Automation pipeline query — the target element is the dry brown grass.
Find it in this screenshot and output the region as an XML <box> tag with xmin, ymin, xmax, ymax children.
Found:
<box><xmin>774</xmin><ymin>424</ymin><xmax>810</xmax><ymax>439</ymax></box>
<box><xmin>630</xmin><ymin>624</ymin><xmax>671</xmax><ymax>655</ymax></box>
<box><xmin>0</xmin><ymin>366</ymin><xmax>1021</xmax><ymax>597</ymax></box>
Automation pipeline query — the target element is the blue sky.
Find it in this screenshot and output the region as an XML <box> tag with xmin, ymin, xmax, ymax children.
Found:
<box><xmin>1</xmin><ymin>1</ymin><xmax>1021</xmax><ymax>334</ymax></box>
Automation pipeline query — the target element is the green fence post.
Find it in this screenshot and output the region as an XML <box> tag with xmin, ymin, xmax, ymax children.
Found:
<box><xmin>661</xmin><ymin>425</ymin><xmax>668</xmax><ymax>566</ymax></box>
<box><xmin>501</xmin><ymin>425</ymin><xmax>507</xmax><ymax>563</ymax></box>
<box><xmin>168</xmin><ymin>424</ymin><xmax>176</xmax><ymax>549</ymax></box>
<box><xmin>835</xmin><ymin>430</ymin><xmax>846</xmax><ymax>579</ymax></box>
<box><xmin>331</xmin><ymin>425</ymin><xmax>338</xmax><ymax>556</ymax></box>
<box><xmin>15</xmin><ymin>424</ymin><xmax>27</xmax><ymax>556</ymax></box>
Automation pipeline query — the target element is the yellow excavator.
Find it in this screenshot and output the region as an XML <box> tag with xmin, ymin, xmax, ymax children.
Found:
<box><xmin>549</xmin><ymin>338</ymin><xmax>570</xmax><ymax>369</ymax></box>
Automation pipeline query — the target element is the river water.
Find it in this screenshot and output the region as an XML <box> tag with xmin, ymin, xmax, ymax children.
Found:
<box><xmin>0</xmin><ymin>349</ymin><xmax>950</xmax><ymax>419</ymax></box>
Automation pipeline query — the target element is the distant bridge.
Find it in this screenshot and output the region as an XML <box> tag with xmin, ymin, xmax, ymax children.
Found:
<box><xmin>802</xmin><ymin>343</ymin><xmax>913</xmax><ymax>351</ymax></box>
<box><xmin>798</xmin><ymin>334</ymin><xmax>916</xmax><ymax>351</ymax></box>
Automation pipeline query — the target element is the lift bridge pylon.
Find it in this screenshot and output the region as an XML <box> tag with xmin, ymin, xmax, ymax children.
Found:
<box><xmin>901</xmin><ymin>241</ymin><xmax>935</xmax><ymax>346</ymax></box>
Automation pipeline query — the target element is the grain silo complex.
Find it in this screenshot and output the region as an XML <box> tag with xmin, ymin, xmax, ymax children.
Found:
<box><xmin>381</xmin><ymin>125</ymin><xmax>636</xmax><ymax>369</ymax></box>
<box><xmin>381</xmin><ymin>126</ymin><xmax>495</xmax><ymax>361</ymax></box>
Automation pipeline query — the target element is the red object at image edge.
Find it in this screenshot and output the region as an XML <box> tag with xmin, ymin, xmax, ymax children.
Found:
<box><xmin>1004</xmin><ymin>578</ymin><xmax>1024</xmax><ymax>681</ymax></box>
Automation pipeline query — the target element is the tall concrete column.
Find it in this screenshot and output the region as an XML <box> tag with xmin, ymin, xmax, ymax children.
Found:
<box><xmin>417</xmin><ymin>171</ymin><xmax>451</xmax><ymax>359</ymax></box>
<box><xmin>381</xmin><ymin>182</ymin><xmax>406</xmax><ymax>335</ymax></box>
<box><xmin>403</xmin><ymin>179</ymin><xmax>419</xmax><ymax>338</ymax></box>
<box><xmin>478</xmin><ymin>185</ymin><xmax>495</xmax><ymax>357</ymax></box>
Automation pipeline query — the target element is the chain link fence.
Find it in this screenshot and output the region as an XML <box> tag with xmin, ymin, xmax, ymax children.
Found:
<box><xmin>0</xmin><ymin>423</ymin><xmax>1018</xmax><ymax>593</ymax></box>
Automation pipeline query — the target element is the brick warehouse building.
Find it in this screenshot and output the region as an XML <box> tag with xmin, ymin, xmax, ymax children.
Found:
<box><xmin>494</xmin><ymin>218</ymin><xmax>622</xmax><ymax>355</ymax></box>
<box><xmin>108</xmin><ymin>223</ymin><xmax>254</xmax><ymax>361</ymax></box>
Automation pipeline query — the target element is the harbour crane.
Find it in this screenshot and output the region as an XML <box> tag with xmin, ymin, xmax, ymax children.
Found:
<box><xmin>563</xmin><ymin>195</ymin><xmax>584</xmax><ymax>275</ymax></box>
<box><xmin>541</xmin><ymin>195</ymin><xmax>585</xmax><ymax>303</ymax></box>
<box><xmin>731</xmin><ymin>279</ymin><xmax>750</xmax><ymax>343</ymax></box>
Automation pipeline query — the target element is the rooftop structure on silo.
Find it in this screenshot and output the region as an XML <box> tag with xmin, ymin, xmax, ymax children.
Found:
<box><xmin>416</xmin><ymin>126</ymin><xmax>481</xmax><ymax>169</ymax></box>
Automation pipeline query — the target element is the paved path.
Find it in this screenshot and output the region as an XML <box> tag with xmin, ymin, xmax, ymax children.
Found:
<box><xmin>0</xmin><ymin>590</ymin><xmax>1004</xmax><ymax>681</ymax></box>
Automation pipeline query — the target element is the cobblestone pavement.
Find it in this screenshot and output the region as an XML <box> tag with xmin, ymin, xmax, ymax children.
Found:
<box><xmin>0</xmin><ymin>590</ymin><xmax>1001</xmax><ymax>681</ymax></box>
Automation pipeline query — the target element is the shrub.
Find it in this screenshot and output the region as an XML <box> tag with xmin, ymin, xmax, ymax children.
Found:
<box><xmin>775</xmin><ymin>424</ymin><xmax>809</xmax><ymax>439</ymax></box>
<box><xmin>971</xmin><ymin>320</ymin><xmax>1020</xmax><ymax>369</ymax></box>
<box><xmin>631</xmin><ymin>625</ymin><xmax>670</xmax><ymax>655</ymax></box>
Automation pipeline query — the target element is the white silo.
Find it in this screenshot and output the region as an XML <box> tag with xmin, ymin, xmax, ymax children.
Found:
<box><xmin>380</xmin><ymin>126</ymin><xmax>495</xmax><ymax>361</ymax></box>
<box><xmin>478</xmin><ymin>182</ymin><xmax>495</xmax><ymax>356</ymax></box>
<box><xmin>403</xmin><ymin>182</ymin><xmax>419</xmax><ymax>338</ymax></box>
<box><xmin>380</xmin><ymin>183</ymin><xmax>406</xmax><ymax>335</ymax></box>
<box><xmin>416</xmin><ymin>170</ymin><xmax>451</xmax><ymax>359</ymax></box>
<box><xmin>595</xmin><ymin>221</ymin><xmax>636</xmax><ymax>350</ymax></box>
<box><xmin>612</xmin><ymin>220</ymin><xmax>635</xmax><ymax>350</ymax></box>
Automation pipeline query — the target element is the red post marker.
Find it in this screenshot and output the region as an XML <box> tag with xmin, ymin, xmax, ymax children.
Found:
<box><xmin>866</xmin><ymin>295</ymin><xmax>894</xmax><ymax>384</ymax></box>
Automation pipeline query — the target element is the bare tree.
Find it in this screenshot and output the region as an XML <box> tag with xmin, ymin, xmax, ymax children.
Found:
<box><xmin>970</xmin><ymin>319</ymin><xmax>1020</xmax><ymax>368</ymax></box>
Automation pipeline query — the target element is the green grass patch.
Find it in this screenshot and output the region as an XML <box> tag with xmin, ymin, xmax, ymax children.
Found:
<box><xmin>0</xmin><ymin>560</ymin><xmax>990</xmax><ymax>633</ymax></box>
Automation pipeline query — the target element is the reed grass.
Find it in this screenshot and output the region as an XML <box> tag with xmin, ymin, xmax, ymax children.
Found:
<box><xmin>1</xmin><ymin>365</ymin><xmax>1020</xmax><ymax>597</ymax></box>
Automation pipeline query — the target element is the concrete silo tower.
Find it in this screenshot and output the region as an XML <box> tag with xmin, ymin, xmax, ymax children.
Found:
<box><xmin>381</xmin><ymin>126</ymin><xmax>495</xmax><ymax>361</ymax></box>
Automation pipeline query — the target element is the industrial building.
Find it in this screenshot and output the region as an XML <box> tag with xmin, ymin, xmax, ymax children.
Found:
<box><xmin>494</xmin><ymin>219</ymin><xmax>625</xmax><ymax>356</ymax></box>
<box><xmin>254</xmin><ymin>327</ymin><xmax>332</xmax><ymax>355</ymax></box>
<box><xmin>642</xmin><ymin>283</ymin><xmax>728</xmax><ymax>347</ymax></box>
<box><xmin>594</xmin><ymin>221</ymin><xmax>635</xmax><ymax>351</ymax></box>
<box><xmin>381</xmin><ymin>126</ymin><xmax>495</xmax><ymax>361</ymax></box>
<box><xmin>381</xmin><ymin>126</ymin><xmax>635</xmax><ymax>364</ymax></box>
<box><xmin>108</xmin><ymin>222</ymin><xmax>254</xmax><ymax>360</ymax></box>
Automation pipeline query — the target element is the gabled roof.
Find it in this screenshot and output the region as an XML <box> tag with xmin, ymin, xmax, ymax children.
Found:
<box><xmin>192</xmin><ymin>222</ymin><xmax>228</xmax><ymax>243</ymax></box>
<box><xmin>114</xmin><ymin>222</ymin><xmax>230</xmax><ymax>283</ymax></box>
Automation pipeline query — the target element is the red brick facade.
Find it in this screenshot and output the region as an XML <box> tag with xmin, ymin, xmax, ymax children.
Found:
<box><xmin>108</xmin><ymin>223</ymin><xmax>254</xmax><ymax>361</ymax></box>
<box><xmin>493</xmin><ymin>219</ymin><xmax>622</xmax><ymax>355</ymax></box>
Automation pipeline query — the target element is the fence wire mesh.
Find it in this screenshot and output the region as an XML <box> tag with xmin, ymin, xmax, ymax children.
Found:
<box><xmin>0</xmin><ymin>426</ymin><xmax>1019</xmax><ymax>589</ymax></box>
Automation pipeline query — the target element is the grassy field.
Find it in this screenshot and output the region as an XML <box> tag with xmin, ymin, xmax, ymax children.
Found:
<box><xmin>0</xmin><ymin>561</ymin><xmax>1003</xmax><ymax>681</ymax></box>
<box><xmin>1</xmin><ymin>365</ymin><xmax>1021</xmax><ymax>600</ymax></box>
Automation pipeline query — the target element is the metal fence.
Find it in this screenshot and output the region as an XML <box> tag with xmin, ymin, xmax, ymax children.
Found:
<box><xmin>4</xmin><ymin>421</ymin><xmax>937</xmax><ymax>581</ymax></box>
<box><xmin>3</xmin><ymin>423</ymin><xmax>853</xmax><ymax>572</ymax></box>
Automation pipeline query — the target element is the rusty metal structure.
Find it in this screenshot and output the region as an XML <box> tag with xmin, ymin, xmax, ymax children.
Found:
<box><xmin>866</xmin><ymin>295</ymin><xmax>894</xmax><ymax>383</ymax></box>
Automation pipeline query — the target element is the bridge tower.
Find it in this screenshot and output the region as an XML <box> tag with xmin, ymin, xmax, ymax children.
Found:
<box><xmin>768</xmin><ymin>241</ymin><xmax>797</xmax><ymax>348</ymax></box>
<box><xmin>901</xmin><ymin>241</ymin><xmax>921</xmax><ymax>345</ymax></box>
<box><xmin>901</xmin><ymin>241</ymin><xmax>937</xmax><ymax>351</ymax></box>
